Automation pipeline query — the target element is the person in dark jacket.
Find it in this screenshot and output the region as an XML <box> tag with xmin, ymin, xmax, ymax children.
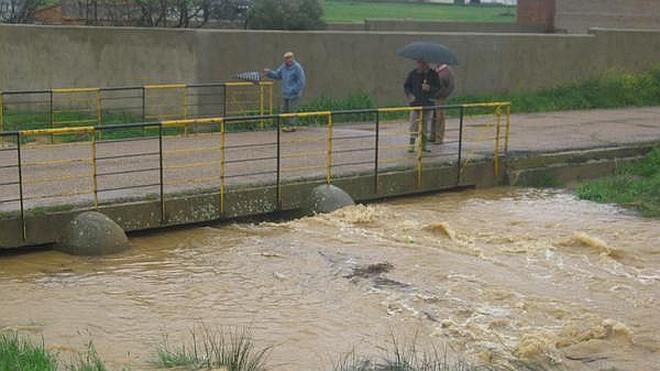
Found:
<box><xmin>404</xmin><ymin>59</ymin><xmax>441</xmax><ymax>152</ymax></box>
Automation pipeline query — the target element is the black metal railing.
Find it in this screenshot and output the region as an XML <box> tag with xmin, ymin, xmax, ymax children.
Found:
<box><xmin>0</xmin><ymin>102</ymin><xmax>511</xmax><ymax>242</ymax></box>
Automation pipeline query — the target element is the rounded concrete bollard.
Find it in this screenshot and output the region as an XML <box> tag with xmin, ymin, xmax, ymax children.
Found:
<box><xmin>306</xmin><ymin>184</ymin><xmax>355</xmax><ymax>215</ymax></box>
<box><xmin>55</xmin><ymin>211</ymin><xmax>129</xmax><ymax>256</ymax></box>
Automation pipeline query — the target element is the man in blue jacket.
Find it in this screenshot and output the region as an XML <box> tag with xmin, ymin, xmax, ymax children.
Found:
<box><xmin>263</xmin><ymin>51</ymin><xmax>306</xmax><ymax>129</ymax></box>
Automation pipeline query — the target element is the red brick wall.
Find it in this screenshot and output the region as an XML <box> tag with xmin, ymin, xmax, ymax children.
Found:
<box><xmin>517</xmin><ymin>0</ymin><xmax>555</xmax><ymax>32</ymax></box>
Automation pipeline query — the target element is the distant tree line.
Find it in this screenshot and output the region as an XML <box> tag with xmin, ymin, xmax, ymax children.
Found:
<box><xmin>0</xmin><ymin>0</ymin><xmax>48</xmax><ymax>23</ymax></box>
<box><xmin>73</xmin><ymin>0</ymin><xmax>251</xmax><ymax>27</ymax></box>
<box><xmin>0</xmin><ymin>0</ymin><xmax>326</xmax><ymax>29</ymax></box>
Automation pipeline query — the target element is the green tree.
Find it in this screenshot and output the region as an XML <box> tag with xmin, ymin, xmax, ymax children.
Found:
<box><xmin>246</xmin><ymin>0</ymin><xmax>324</xmax><ymax>30</ymax></box>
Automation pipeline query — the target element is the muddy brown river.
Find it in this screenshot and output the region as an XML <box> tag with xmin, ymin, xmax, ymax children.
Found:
<box><xmin>1</xmin><ymin>188</ymin><xmax>659</xmax><ymax>370</ymax></box>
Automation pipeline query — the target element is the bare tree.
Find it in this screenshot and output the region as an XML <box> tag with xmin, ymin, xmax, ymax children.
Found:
<box><xmin>0</xmin><ymin>0</ymin><xmax>48</xmax><ymax>23</ymax></box>
<box><xmin>77</xmin><ymin>0</ymin><xmax>248</xmax><ymax>27</ymax></box>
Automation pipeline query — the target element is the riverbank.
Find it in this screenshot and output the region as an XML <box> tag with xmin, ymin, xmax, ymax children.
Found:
<box><xmin>577</xmin><ymin>147</ymin><xmax>660</xmax><ymax>217</ymax></box>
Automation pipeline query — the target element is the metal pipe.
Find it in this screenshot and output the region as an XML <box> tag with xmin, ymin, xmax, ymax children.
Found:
<box><xmin>259</xmin><ymin>84</ymin><xmax>265</xmax><ymax>129</ymax></box>
<box><xmin>183</xmin><ymin>86</ymin><xmax>189</xmax><ymax>136</ymax></box>
<box><xmin>0</xmin><ymin>93</ymin><xmax>4</xmax><ymax>147</ymax></box>
<box><xmin>326</xmin><ymin>113</ymin><xmax>333</xmax><ymax>184</ymax></box>
<box><xmin>91</xmin><ymin>130</ymin><xmax>99</xmax><ymax>208</ymax></box>
<box><xmin>16</xmin><ymin>133</ymin><xmax>26</xmax><ymax>241</ymax></box>
<box><xmin>457</xmin><ymin>106</ymin><xmax>464</xmax><ymax>186</ymax></box>
<box><xmin>49</xmin><ymin>90</ymin><xmax>54</xmax><ymax>143</ymax></box>
<box><xmin>374</xmin><ymin>110</ymin><xmax>380</xmax><ymax>194</ymax></box>
<box><xmin>504</xmin><ymin>104</ymin><xmax>511</xmax><ymax>158</ymax></box>
<box><xmin>494</xmin><ymin>107</ymin><xmax>502</xmax><ymax>177</ymax></box>
<box><xmin>416</xmin><ymin>108</ymin><xmax>423</xmax><ymax>188</ymax></box>
<box><xmin>159</xmin><ymin>125</ymin><xmax>165</xmax><ymax>224</ymax></box>
<box><xmin>222</xmin><ymin>85</ymin><xmax>227</xmax><ymax>117</ymax></box>
<box><xmin>96</xmin><ymin>89</ymin><xmax>103</xmax><ymax>141</ymax></box>
<box><xmin>141</xmin><ymin>87</ymin><xmax>146</xmax><ymax>137</ymax></box>
<box><xmin>276</xmin><ymin>115</ymin><xmax>281</xmax><ymax>209</ymax></box>
<box><xmin>220</xmin><ymin>119</ymin><xmax>226</xmax><ymax>215</ymax></box>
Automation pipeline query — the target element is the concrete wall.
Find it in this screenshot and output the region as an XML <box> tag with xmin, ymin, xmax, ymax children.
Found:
<box><xmin>1</xmin><ymin>25</ymin><xmax>659</xmax><ymax>105</ymax></box>
<box><xmin>555</xmin><ymin>0</ymin><xmax>660</xmax><ymax>33</ymax></box>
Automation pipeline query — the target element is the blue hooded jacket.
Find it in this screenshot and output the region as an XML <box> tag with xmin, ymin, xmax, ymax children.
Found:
<box><xmin>267</xmin><ymin>61</ymin><xmax>306</xmax><ymax>99</ymax></box>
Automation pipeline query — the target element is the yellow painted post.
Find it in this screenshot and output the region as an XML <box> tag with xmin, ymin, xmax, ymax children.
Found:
<box><xmin>504</xmin><ymin>104</ymin><xmax>511</xmax><ymax>157</ymax></box>
<box><xmin>326</xmin><ymin>113</ymin><xmax>333</xmax><ymax>184</ymax></box>
<box><xmin>494</xmin><ymin>106</ymin><xmax>502</xmax><ymax>177</ymax></box>
<box><xmin>259</xmin><ymin>84</ymin><xmax>265</xmax><ymax>129</ymax></box>
<box><xmin>219</xmin><ymin>119</ymin><xmax>225</xmax><ymax>214</ymax></box>
<box><xmin>416</xmin><ymin>107</ymin><xmax>423</xmax><ymax>188</ymax></box>
<box><xmin>91</xmin><ymin>129</ymin><xmax>99</xmax><ymax>208</ymax></box>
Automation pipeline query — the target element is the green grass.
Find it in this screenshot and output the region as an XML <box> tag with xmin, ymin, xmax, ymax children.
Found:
<box><xmin>332</xmin><ymin>335</ymin><xmax>553</xmax><ymax>371</ymax></box>
<box><xmin>1</xmin><ymin>329</ymin><xmax>555</xmax><ymax>371</ymax></box>
<box><xmin>451</xmin><ymin>66</ymin><xmax>660</xmax><ymax>113</ymax></box>
<box><xmin>577</xmin><ymin>147</ymin><xmax>660</xmax><ymax>218</ymax></box>
<box><xmin>322</xmin><ymin>0</ymin><xmax>516</xmax><ymax>23</ymax></box>
<box><xmin>0</xmin><ymin>332</ymin><xmax>107</xmax><ymax>371</ymax></box>
<box><xmin>154</xmin><ymin>326</ymin><xmax>271</xmax><ymax>370</ymax></box>
<box><xmin>0</xmin><ymin>332</ymin><xmax>58</xmax><ymax>371</ymax></box>
<box><xmin>2</xmin><ymin>111</ymin><xmax>143</xmax><ymax>132</ymax></box>
<box><xmin>64</xmin><ymin>341</ymin><xmax>107</xmax><ymax>371</ymax></box>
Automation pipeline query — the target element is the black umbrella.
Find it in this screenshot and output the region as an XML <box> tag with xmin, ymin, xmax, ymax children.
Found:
<box><xmin>396</xmin><ymin>41</ymin><xmax>459</xmax><ymax>65</ymax></box>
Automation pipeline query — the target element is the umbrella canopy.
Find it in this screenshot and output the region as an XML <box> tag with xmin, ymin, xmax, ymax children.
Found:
<box><xmin>396</xmin><ymin>41</ymin><xmax>459</xmax><ymax>65</ymax></box>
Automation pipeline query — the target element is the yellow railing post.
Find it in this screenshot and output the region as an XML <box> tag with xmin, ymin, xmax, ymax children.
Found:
<box><xmin>326</xmin><ymin>113</ymin><xmax>333</xmax><ymax>184</ymax></box>
<box><xmin>220</xmin><ymin>118</ymin><xmax>226</xmax><ymax>214</ymax></box>
<box><xmin>416</xmin><ymin>107</ymin><xmax>423</xmax><ymax>188</ymax></box>
<box><xmin>494</xmin><ymin>106</ymin><xmax>502</xmax><ymax>177</ymax></box>
<box><xmin>91</xmin><ymin>129</ymin><xmax>98</xmax><ymax>208</ymax></box>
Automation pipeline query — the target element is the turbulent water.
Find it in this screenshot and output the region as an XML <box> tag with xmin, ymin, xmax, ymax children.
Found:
<box><xmin>0</xmin><ymin>188</ymin><xmax>659</xmax><ymax>370</ymax></box>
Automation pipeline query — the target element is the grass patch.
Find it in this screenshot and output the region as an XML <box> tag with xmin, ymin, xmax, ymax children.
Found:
<box><xmin>0</xmin><ymin>332</ymin><xmax>58</xmax><ymax>371</ymax></box>
<box><xmin>451</xmin><ymin>66</ymin><xmax>660</xmax><ymax>113</ymax></box>
<box><xmin>64</xmin><ymin>341</ymin><xmax>107</xmax><ymax>371</ymax></box>
<box><xmin>0</xmin><ymin>332</ymin><xmax>107</xmax><ymax>371</ymax></box>
<box><xmin>577</xmin><ymin>147</ymin><xmax>660</xmax><ymax>217</ymax></box>
<box><xmin>322</xmin><ymin>0</ymin><xmax>516</xmax><ymax>23</ymax></box>
<box><xmin>2</xmin><ymin>111</ymin><xmax>143</xmax><ymax>133</ymax></box>
<box><xmin>332</xmin><ymin>335</ymin><xmax>552</xmax><ymax>371</ymax></box>
<box><xmin>154</xmin><ymin>325</ymin><xmax>271</xmax><ymax>370</ymax></box>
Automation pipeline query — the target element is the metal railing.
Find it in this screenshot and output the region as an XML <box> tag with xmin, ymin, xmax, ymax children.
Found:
<box><xmin>0</xmin><ymin>81</ymin><xmax>274</xmax><ymax>136</ymax></box>
<box><xmin>0</xmin><ymin>101</ymin><xmax>511</xmax><ymax>241</ymax></box>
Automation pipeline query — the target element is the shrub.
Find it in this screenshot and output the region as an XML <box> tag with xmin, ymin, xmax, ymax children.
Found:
<box><xmin>246</xmin><ymin>0</ymin><xmax>325</xmax><ymax>30</ymax></box>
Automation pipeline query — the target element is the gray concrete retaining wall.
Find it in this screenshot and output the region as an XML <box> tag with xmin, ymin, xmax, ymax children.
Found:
<box><xmin>0</xmin><ymin>25</ymin><xmax>659</xmax><ymax>105</ymax></box>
